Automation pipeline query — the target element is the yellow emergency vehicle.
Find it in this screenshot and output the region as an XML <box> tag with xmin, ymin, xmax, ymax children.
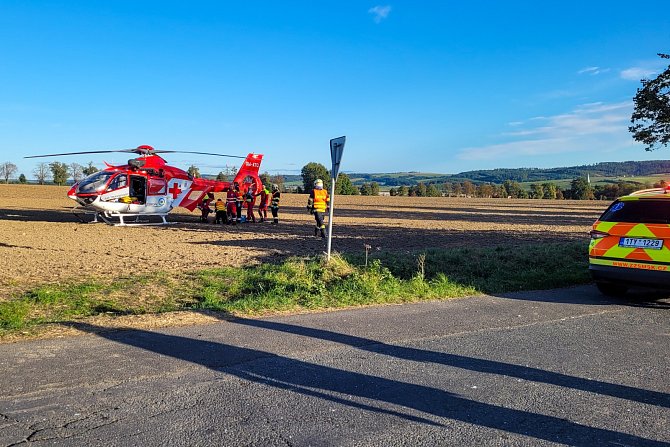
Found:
<box><xmin>589</xmin><ymin>187</ymin><xmax>670</xmax><ymax>296</ymax></box>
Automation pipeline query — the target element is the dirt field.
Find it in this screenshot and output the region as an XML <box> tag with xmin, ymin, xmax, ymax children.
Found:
<box><xmin>0</xmin><ymin>184</ymin><xmax>607</xmax><ymax>298</ymax></box>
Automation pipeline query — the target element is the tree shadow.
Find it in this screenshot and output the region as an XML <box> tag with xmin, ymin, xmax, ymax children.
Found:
<box><xmin>65</xmin><ymin>320</ymin><xmax>667</xmax><ymax>446</ymax></box>
<box><xmin>226</xmin><ymin>316</ymin><xmax>670</xmax><ymax>409</ymax></box>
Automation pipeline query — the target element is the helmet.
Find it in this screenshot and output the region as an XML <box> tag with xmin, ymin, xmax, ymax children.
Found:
<box><xmin>272</xmin><ymin>184</ymin><xmax>279</xmax><ymax>192</ymax></box>
<box><xmin>314</xmin><ymin>179</ymin><xmax>324</xmax><ymax>189</ymax></box>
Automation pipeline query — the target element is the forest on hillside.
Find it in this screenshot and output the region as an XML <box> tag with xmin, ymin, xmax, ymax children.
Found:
<box><xmin>341</xmin><ymin>160</ymin><xmax>670</xmax><ymax>186</ymax></box>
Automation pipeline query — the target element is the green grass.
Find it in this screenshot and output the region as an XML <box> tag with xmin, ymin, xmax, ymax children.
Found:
<box><xmin>0</xmin><ymin>242</ymin><xmax>590</xmax><ymax>336</ymax></box>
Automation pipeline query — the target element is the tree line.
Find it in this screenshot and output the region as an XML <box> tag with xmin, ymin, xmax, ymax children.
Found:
<box><xmin>0</xmin><ymin>161</ymin><xmax>100</xmax><ymax>185</ymax></box>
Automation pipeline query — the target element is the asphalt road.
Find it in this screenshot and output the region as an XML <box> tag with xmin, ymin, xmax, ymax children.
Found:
<box><xmin>1</xmin><ymin>286</ymin><xmax>668</xmax><ymax>446</ymax></box>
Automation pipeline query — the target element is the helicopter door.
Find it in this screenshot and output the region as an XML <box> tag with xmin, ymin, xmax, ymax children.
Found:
<box><xmin>129</xmin><ymin>175</ymin><xmax>147</xmax><ymax>204</ymax></box>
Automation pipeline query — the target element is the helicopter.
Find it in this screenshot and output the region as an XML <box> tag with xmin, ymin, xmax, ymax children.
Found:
<box><xmin>25</xmin><ymin>145</ymin><xmax>264</xmax><ymax>226</ymax></box>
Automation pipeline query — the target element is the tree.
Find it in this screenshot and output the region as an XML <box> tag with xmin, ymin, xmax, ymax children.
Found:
<box><xmin>335</xmin><ymin>173</ymin><xmax>358</xmax><ymax>195</ymax></box>
<box><xmin>259</xmin><ymin>171</ymin><xmax>271</xmax><ymax>186</ymax></box>
<box><xmin>530</xmin><ymin>183</ymin><xmax>544</xmax><ymax>199</ymax></box>
<box><xmin>18</xmin><ymin>173</ymin><xmax>26</xmax><ymax>184</ymax></box>
<box><xmin>0</xmin><ymin>162</ymin><xmax>17</xmax><ymax>183</ymax></box>
<box><xmin>442</xmin><ymin>182</ymin><xmax>453</xmax><ymax>197</ymax></box>
<box><xmin>49</xmin><ymin>162</ymin><xmax>69</xmax><ymax>186</ymax></box>
<box><xmin>542</xmin><ymin>182</ymin><xmax>557</xmax><ymax>200</ymax></box>
<box><xmin>477</xmin><ymin>183</ymin><xmax>494</xmax><ymax>198</ymax></box>
<box><xmin>462</xmin><ymin>181</ymin><xmax>475</xmax><ymax>197</ymax></box>
<box><xmin>82</xmin><ymin>162</ymin><xmax>99</xmax><ymax>176</ymax></box>
<box><xmin>187</xmin><ymin>164</ymin><xmax>201</xmax><ymax>178</ymax></box>
<box><xmin>502</xmin><ymin>180</ymin><xmax>524</xmax><ymax>198</ymax></box>
<box><xmin>389</xmin><ymin>187</ymin><xmax>397</xmax><ymax>196</ymax></box>
<box><xmin>301</xmin><ymin>162</ymin><xmax>330</xmax><ymax>192</ymax></box>
<box><xmin>397</xmin><ymin>185</ymin><xmax>409</xmax><ymax>196</ymax></box>
<box><xmin>426</xmin><ymin>183</ymin><xmax>441</xmax><ymax>197</ymax></box>
<box><xmin>270</xmin><ymin>175</ymin><xmax>285</xmax><ymax>192</ymax></box>
<box><xmin>33</xmin><ymin>163</ymin><xmax>51</xmax><ymax>185</ymax></box>
<box><xmin>630</xmin><ymin>53</ymin><xmax>670</xmax><ymax>151</ymax></box>
<box><xmin>570</xmin><ymin>177</ymin><xmax>594</xmax><ymax>200</ymax></box>
<box><xmin>216</xmin><ymin>165</ymin><xmax>237</xmax><ymax>181</ymax></box>
<box><xmin>70</xmin><ymin>163</ymin><xmax>84</xmax><ymax>182</ymax></box>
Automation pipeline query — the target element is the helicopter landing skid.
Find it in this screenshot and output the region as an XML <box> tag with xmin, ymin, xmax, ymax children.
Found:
<box><xmin>70</xmin><ymin>206</ymin><xmax>174</xmax><ymax>226</ymax></box>
<box><xmin>99</xmin><ymin>212</ymin><xmax>175</xmax><ymax>226</ymax></box>
<box><xmin>71</xmin><ymin>206</ymin><xmax>101</xmax><ymax>224</ymax></box>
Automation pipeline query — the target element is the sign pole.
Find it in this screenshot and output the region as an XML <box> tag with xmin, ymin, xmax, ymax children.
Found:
<box><xmin>326</xmin><ymin>136</ymin><xmax>346</xmax><ymax>261</ymax></box>
<box><xmin>326</xmin><ymin>177</ymin><xmax>336</xmax><ymax>260</ymax></box>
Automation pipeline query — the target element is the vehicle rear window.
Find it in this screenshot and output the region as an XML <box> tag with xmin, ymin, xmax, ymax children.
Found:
<box><xmin>600</xmin><ymin>200</ymin><xmax>670</xmax><ymax>223</ymax></box>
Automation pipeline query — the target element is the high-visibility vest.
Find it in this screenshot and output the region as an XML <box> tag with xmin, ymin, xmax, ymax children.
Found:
<box><xmin>215</xmin><ymin>200</ymin><xmax>226</xmax><ymax>211</ymax></box>
<box><xmin>311</xmin><ymin>189</ymin><xmax>329</xmax><ymax>212</ymax></box>
<box><xmin>271</xmin><ymin>191</ymin><xmax>280</xmax><ymax>208</ymax></box>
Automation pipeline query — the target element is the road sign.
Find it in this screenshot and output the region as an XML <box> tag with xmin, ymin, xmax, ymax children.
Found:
<box><xmin>327</xmin><ymin>136</ymin><xmax>345</xmax><ymax>261</ymax></box>
<box><xmin>330</xmin><ymin>136</ymin><xmax>345</xmax><ymax>179</ymax></box>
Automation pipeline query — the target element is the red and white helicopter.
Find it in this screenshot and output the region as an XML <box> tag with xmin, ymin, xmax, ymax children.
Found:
<box><xmin>26</xmin><ymin>145</ymin><xmax>263</xmax><ymax>226</ymax></box>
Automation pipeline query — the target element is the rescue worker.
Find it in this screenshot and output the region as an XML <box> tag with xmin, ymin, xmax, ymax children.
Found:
<box><xmin>198</xmin><ymin>193</ymin><xmax>214</xmax><ymax>223</ymax></box>
<box><xmin>257</xmin><ymin>185</ymin><xmax>270</xmax><ymax>222</ymax></box>
<box><xmin>244</xmin><ymin>185</ymin><xmax>257</xmax><ymax>223</ymax></box>
<box><xmin>234</xmin><ymin>182</ymin><xmax>243</xmax><ymax>223</ymax></box>
<box><xmin>307</xmin><ymin>179</ymin><xmax>329</xmax><ymax>238</ymax></box>
<box><xmin>214</xmin><ymin>198</ymin><xmax>227</xmax><ymax>224</ymax></box>
<box><xmin>226</xmin><ymin>185</ymin><xmax>238</xmax><ymax>224</ymax></box>
<box><xmin>270</xmin><ymin>184</ymin><xmax>281</xmax><ymax>224</ymax></box>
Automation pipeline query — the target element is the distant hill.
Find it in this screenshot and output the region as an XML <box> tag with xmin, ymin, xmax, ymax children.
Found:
<box><xmin>339</xmin><ymin>160</ymin><xmax>670</xmax><ymax>186</ymax></box>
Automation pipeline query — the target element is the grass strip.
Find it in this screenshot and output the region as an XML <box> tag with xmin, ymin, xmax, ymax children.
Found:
<box><xmin>0</xmin><ymin>242</ymin><xmax>590</xmax><ymax>335</ymax></box>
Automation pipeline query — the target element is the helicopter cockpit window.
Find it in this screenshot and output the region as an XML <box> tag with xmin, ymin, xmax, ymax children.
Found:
<box><xmin>106</xmin><ymin>174</ymin><xmax>128</xmax><ymax>191</ymax></box>
<box><xmin>76</xmin><ymin>171</ymin><xmax>115</xmax><ymax>194</ymax></box>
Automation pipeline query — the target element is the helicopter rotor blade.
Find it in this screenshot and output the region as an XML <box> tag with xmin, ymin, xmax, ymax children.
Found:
<box><xmin>25</xmin><ymin>148</ymin><xmax>248</xmax><ymax>159</ymax></box>
<box><xmin>24</xmin><ymin>149</ymin><xmax>138</xmax><ymax>159</ymax></box>
<box><xmin>153</xmin><ymin>150</ymin><xmax>247</xmax><ymax>159</ymax></box>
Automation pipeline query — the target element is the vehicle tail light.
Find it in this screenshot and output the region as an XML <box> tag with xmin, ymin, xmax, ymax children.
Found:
<box><xmin>589</xmin><ymin>229</ymin><xmax>610</xmax><ymax>239</ymax></box>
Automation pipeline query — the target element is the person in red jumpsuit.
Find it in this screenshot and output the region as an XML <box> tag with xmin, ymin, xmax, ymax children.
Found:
<box><xmin>257</xmin><ymin>185</ymin><xmax>269</xmax><ymax>222</ymax></box>
<box><xmin>226</xmin><ymin>186</ymin><xmax>238</xmax><ymax>225</ymax></box>
<box><xmin>244</xmin><ymin>184</ymin><xmax>257</xmax><ymax>223</ymax></box>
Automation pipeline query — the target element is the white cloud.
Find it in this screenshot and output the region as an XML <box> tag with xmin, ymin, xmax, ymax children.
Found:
<box><xmin>578</xmin><ymin>66</ymin><xmax>610</xmax><ymax>76</ymax></box>
<box><xmin>368</xmin><ymin>5</ymin><xmax>391</xmax><ymax>23</ymax></box>
<box><xmin>620</xmin><ymin>58</ymin><xmax>668</xmax><ymax>81</ymax></box>
<box><xmin>620</xmin><ymin>67</ymin><xmax>658</xmax><ymax>81</ymax></box>
<box><xmin>458</xmin><ymin>101</ymin><xmax>636</xmax><ymax>161</ymax></box>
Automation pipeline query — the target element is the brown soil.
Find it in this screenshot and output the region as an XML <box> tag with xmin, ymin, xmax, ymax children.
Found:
<box><xmin>0</xmin><ymin>184</ymin><xmax>610</xmax><ymax>341</ymax></box>
<box><xmin>0</xmin><ymin>184</ymin><xmax>606</xmax><ymax>299</ymax></box>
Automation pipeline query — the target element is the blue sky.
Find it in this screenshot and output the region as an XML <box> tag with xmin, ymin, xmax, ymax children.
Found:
<box><xmin>1</xmin><ymin>1</ymin><xmax>669</xmax><ymax>177</ymax></box>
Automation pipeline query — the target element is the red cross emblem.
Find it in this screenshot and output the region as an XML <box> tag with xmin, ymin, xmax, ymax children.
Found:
<box><xmin>168</xmin><ymin>183</ymin><xmax>182</xmax><ymax>199</ymax></box>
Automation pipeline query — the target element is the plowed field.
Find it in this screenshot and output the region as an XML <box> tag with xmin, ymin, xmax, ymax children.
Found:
<box><xmin>0</xmin><ymin>184</ymin><xmax>607</xmax><ymax>298</ymax></box>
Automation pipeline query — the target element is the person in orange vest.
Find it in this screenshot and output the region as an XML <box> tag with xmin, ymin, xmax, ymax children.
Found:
<box><xmin>244</xmin><ymin>184</ymin><xmax>257</xmax><ymax>223</ymax></box>
<box><xmin>226</xmin><ymin>185</ymin><xmax>238</xmax><ymax>225</ymax></box>
<box><xmin>307</xmin><ymin>178</ymin><xmax>329</xmax><ymax>238</ymax></box>
<box><xmin>214</xmin><ymin>198</ymin><xmax>227</xmax><ymax>224</ymax></box>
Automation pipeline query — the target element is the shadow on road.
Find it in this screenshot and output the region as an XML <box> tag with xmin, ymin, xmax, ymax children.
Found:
<box><xmin>227</xmin><ymin>317</ymin><xmax>670</xmax><ymax>409</ymax></box>
<box><xmin>66</xmin><ymin>319</ymin><xmax>668</xmax><ymax>446</ymax></box>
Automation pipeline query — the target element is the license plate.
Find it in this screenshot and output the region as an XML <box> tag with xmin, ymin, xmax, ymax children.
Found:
<box><xmin>619</xmin><ymin>237</ymin><xmax>664</xmax><ymax>250</ymax></box>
